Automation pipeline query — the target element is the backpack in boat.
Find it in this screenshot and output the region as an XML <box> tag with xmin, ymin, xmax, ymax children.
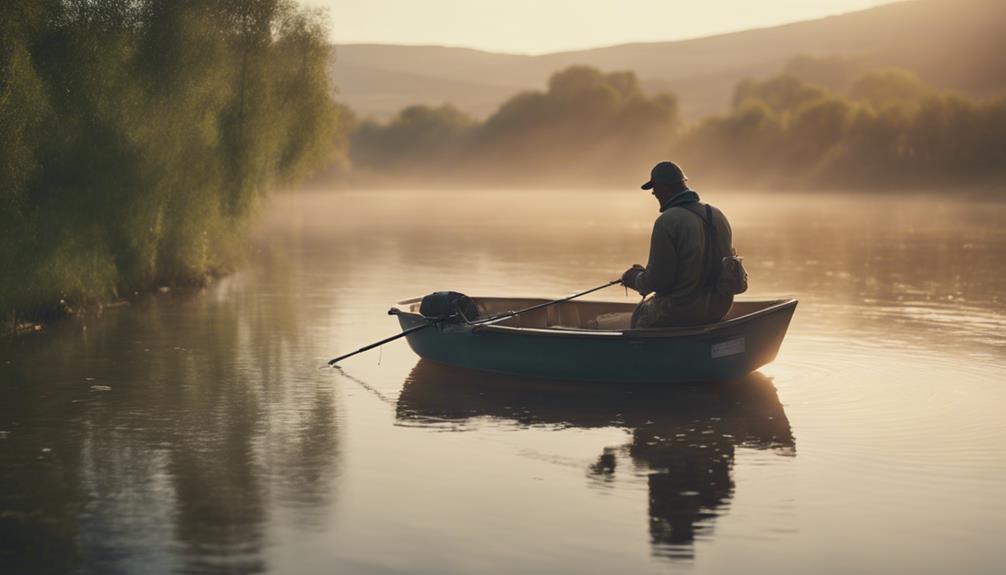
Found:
<box><xmin>682</xmin><ymin>204</ymin><xmax>748</xmax><ymax>296</ymax></box>
<box><xmin>419</xmin><ymin>291</ymin><xmax>480</xmax><ymax>323</ymax></box>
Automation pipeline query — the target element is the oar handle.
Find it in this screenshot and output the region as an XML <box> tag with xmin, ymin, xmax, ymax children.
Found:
<box><xmin>327</xmin><ymin>322</ymin><xmax>432</xmax><ymax>366</ymax></box>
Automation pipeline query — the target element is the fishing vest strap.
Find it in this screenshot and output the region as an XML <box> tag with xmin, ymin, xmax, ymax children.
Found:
<box><xmin>678</xmin><ymin>203</ymin><xmax>720</xmax><ymax>292</ymax></box>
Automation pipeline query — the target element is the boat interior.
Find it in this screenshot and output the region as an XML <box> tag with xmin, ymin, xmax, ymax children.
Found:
<box><xmin>397</xmin><ymin>297</ymin><xmax>792</xmax><ymax>331</ymax></box>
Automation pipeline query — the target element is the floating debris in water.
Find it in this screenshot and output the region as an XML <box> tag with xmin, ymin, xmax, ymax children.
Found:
<box><xmin>0</xmin><ymin>431</ymin><xmax>9</xmax><ymax>439</ymax></box>
<box><xmin>90</xmin><ymin>385</ymin><xmax>112</xmax><ymax>392</ymax></box>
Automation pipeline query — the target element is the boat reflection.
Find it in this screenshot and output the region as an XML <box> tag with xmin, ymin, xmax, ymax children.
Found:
<box><xmin>396</xmin><ymin>361</ymin><xmax>795</xmax><ymax>560</ymax></box>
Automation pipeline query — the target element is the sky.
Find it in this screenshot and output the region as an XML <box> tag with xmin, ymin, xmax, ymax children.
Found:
<box><xmin>306</xmin><ymin>0</ymin><xmax>904</xmax><ymax>55</ymax></box>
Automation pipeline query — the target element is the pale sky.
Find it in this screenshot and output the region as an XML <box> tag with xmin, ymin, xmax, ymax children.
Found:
<box><xmin>305</xmin><ymin>0</ymin><xmax>904</xmax><ymax>54</ymax></box>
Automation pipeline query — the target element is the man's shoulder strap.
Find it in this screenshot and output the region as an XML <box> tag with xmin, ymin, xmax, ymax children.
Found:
<box><xmin>675</xmin><ymin>202</ymin><xmax>721</xmax><ymax>290</ymax></box>
<box><xmin>675</xmin><ymin>202</ymin><xmax>713</xmax><ymax>226</ymax></box>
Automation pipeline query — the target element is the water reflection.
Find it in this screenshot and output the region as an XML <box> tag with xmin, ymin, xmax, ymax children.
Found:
<box><xmin>0</xmin><ymin>265</ymin><xmax>340</xmax><ymax>573</ymax></box>
<box><xmin>396</xmin><ymin>361</ymin><xmax>795</xmax><ymax>560</ymax></box>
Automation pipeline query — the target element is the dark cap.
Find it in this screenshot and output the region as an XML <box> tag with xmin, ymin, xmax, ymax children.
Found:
<box><xmin>641</xmin><ymin>161</ymin><xmax>687</xmax><ymax>190</ymax></box>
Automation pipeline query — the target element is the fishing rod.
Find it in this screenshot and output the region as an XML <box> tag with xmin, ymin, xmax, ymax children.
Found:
<box><xmin>470</xmin><ymin>278</ymin><xmax>623</xmax><ymax>327</ymax></box>
<box><xmin>327</xmin><ymin>323</ymin><xmax>433</xmax><ymax>367</ymax></box>
<box><xmin>327</xmin><ymin>278</ymin><xmax>623</xmax><ymax>367</ymax></box>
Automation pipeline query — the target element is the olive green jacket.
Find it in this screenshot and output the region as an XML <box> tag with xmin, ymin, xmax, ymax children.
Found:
<box><xmin>628</xmin><ymin>189</ymin><xmax>734</xmax><ymax>326</ymax></box>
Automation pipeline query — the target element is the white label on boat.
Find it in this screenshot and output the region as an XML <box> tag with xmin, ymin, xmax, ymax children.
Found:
<box><xmin>711</xmin><ymin>337</ymin><xmax>745</xmax><ymax>359</ymax></box>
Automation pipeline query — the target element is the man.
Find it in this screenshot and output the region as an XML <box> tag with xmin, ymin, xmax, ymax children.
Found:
<box><xmin>621</xmin><ymin>161</ymin><xmax>735</xmax><ymax>328</ymax></box>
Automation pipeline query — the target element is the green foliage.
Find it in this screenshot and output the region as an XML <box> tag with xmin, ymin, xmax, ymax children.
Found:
<box><xmin>678</xmin><ymin>71</ymin><xmax>1006</xmax><ymax>188</ymax></box>
<box><xmin>788</xmin><ymin>97</ymin><xmax>854</xmax><ymax>167</ymax></box>
<box><xmin>850</xmin><ymin>68</ymin><xmax>929</xmax><ymax>110</ymax></box>
<box><xmin>342</xmin><ymin>63</ymin><xmax>1006</xmax><ymax>191</ymax></box>
<box><xmin>682</xmin><ymin>102</ymin><xmax>783</xmax><ymax>182</ymax></box>
<box><xmin>732</xmin><ymin>75</ymin><xmax>828</xmax><ymax>114</ymax></box>
<box><xmin>351</xmin><ymin>104</ymin><xmax>474</xmax><ymax>175</ymax></box>
<box><xmin>478</xmin><ymin>66</ymin><xmax>680</xmax><ymax>183</ymax></box>
<box><xmin>0</xmin><ymin>0</ymin><xmax>343</xmax><ymax>322</ymax></box>
<box><xmin>349</xmin><ymin>66</ymin><xmax>680</xmax><ymax>185</ymax></box>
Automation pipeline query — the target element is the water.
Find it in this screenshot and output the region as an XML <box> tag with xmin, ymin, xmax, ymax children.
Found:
<box><xmin>2</xmin><ymin>190</ymin><xmax>1005</xmax><ymax>574</ymax></box>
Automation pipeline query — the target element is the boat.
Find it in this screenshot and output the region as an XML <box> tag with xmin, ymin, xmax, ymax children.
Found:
<box><xmin>389</xmin><ymin>296</ymin><xmax>797</xmax><ymax>383</ymax></box>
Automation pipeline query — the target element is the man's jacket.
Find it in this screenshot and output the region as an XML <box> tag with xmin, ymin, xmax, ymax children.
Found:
<box><xmin>628</xmin><ymin>189</ymin><xmax>734</xmax><ymax>326</ymax></box>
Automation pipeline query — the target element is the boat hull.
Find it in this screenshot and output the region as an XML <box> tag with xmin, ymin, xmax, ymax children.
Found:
<box><xmin>393</xmin><ymin>298</ymin><xmax>797</xmax><ymax>383</ymax></box>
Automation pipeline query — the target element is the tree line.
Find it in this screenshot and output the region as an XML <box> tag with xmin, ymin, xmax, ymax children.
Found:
<box><xmin>348</xmin><ymin>66</ymin><xmax>679</xmax><ymax>187</ymax></box>
<box><xmin>679</xmin><ymin>68</ymin><xmax>1006</xmax><ymax>188</ymax></box>
<box><xmin>343</xmin><ymin>62</ymin><xmax>1006</xmax><ymax>190</ymax></box>
<box><xmin>1</xmin><ymin>0</ymin><xmax>346</xmax><ymax>326</ymax></box>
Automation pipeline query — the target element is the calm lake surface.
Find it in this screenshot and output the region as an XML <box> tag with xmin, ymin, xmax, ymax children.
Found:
<box><xmin>2</xmin><ymin>189</ymin><xmax>1005</xmax><ymax>574</ymax></box>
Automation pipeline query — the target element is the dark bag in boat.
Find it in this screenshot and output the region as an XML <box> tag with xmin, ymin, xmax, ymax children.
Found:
<box><xmin>685</xmin><ymin>204</ymin><xmax>748</xmax><ymax>296</ymax></box>
<box><xmin>419</xmin><ymin>291</ymin><xmax>480</xmax><ymax>322</ymax></box>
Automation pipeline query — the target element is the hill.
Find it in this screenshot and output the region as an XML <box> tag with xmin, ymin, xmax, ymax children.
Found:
<box><xmin>330</xmin><ymin>0</ymin><xmax>1006</xmax><ymax>121</ymax></box>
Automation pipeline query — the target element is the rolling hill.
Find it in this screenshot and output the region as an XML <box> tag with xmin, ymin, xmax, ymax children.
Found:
<box><xmin>330</xmin><ymin>0</ymin><xmax>1006</xmax><ymax>122</ymax></box>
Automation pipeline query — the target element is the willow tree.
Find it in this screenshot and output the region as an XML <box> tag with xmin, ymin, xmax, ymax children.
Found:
<box><xmin>0</xmin><ymin>0</ymin><xmax>344</xmax><ymax>325</ymax></box>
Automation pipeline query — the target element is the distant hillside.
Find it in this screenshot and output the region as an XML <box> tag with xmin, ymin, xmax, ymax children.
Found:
<box><xmin>331</xmin><ymin>0</ymin><xmax>1006</xmax><ymax>121</ymax></box>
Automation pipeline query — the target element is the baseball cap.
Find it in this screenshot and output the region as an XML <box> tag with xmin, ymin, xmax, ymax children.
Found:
<box><xmin>641</xmin><ymin>161</ymin><xmax>687</xmax><ymax>190</ymax></box>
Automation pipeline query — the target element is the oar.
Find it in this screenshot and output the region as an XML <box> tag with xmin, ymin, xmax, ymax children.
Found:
<box><xmin>327</xmin><ymin>278</ymin><xmax>623</xmax><ymax>367</ymax></box>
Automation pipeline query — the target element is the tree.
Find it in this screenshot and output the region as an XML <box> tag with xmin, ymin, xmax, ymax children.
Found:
<box><xmin>732</xmin><ymin>75</ymin><xmax>828</xmax><ymax>114</ymax></box>
<box><xmin>0</xmin><ymin>0</ymin><xmax>344</xmax><ymax>324</ymax></box>
<box><xmin>850</xmin><ymin>68</ymin><xmax>929</xmax><ymax>111</ymax></box>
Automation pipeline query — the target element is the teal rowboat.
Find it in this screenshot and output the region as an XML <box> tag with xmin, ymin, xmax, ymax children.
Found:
<box><xmin>389</xmin><ymin>297</ymin><xmax>797</xmax><ymax>383</ymax></box>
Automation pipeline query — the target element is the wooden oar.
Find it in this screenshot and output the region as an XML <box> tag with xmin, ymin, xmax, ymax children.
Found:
<box><xmin>327</xmin><ymin>279</ymin><xmax>623</xmax><ymax>367</ymax></box>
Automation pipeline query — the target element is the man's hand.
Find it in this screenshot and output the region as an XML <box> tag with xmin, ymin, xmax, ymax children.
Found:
<box><xmin>621</xmin><ymin>264</ymin><xmax>645</xmax><ymax>288</ymax></box>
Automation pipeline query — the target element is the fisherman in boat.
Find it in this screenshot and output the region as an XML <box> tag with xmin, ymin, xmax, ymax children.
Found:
<box><xmin>621</xmin><ymin>161</ymin><xmax>740</xmax><ymax>328</ymax></box>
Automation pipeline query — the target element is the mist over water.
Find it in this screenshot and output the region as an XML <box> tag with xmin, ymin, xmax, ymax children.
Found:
<box><xmin>2</xmin><ymin>189</ymin><xmax>1004</xmax><ymax>574</ymax></box>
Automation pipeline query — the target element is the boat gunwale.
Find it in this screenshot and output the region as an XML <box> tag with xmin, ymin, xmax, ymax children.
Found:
<box><xmin>391</xmin><ymin>297</ymin><xmax>798</xmax><ymax>339</ymax></box>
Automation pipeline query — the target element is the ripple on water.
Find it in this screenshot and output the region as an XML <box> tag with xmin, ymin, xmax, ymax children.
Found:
<box><xmin>765</xmin><ymin>331</ymin><xmax>1006</xmax><ymax>499</ymax></box>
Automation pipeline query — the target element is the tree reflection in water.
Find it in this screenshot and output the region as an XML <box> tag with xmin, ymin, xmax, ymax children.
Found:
<box><xmin>396</xmin><ymin>360</ymin><xmax>795</xmax><ymax>560</ymax></box>
<box><xmin>0</xmin><ymin>271</ymin><xmax>340</xmax><ymax>574</ymax></box>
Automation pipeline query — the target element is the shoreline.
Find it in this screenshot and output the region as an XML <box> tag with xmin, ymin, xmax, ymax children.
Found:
<box><xmin>2</xmin><ymin>278</ymin><xmax>219</xmax><ymax>338</ymax></box>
